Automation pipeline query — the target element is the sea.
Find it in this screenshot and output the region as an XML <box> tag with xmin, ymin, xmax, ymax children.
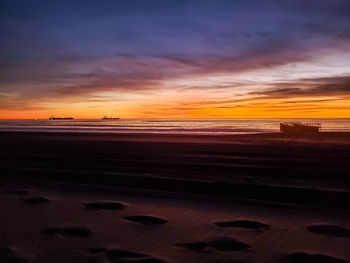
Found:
<box><xmin>0</xmin><ymin>118</ymin><xmax>349</xmax><ymax>135</ymax></box>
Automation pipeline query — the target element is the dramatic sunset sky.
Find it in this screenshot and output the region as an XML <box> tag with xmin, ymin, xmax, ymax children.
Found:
<box><xmin>0</xmin><ymin>0</ymin><xmax>349</xmax><ymax>119</ymax></box>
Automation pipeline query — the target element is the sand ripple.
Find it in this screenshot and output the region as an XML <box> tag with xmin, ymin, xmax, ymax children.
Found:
<box><xmin>176</xmin><ymin>237</ymin><xmax>250</xmax><ymax>252</ymax></box>
<box><xmin>20</xmin><ymin>196</ymin><xmax>51</xmax><ymax>205</ymax></box>
<box><xmin>42</xmin><ymin>226</ymin><xmax>93</xmax><ymax>238</ymax></box>
<box><xmin>175</xmin><ymin>242</ymin><xmax>208</xmax><ymax>251</ymax></box>
<box><xmin>209</xmin><ymin>237</ymin><xmax>250</xmax><ymax>252</ymax></box>
<box><xmin>87</xmin><ymin>248</ymin><xmax>165</xmax><ymax>263</ymax></box>
<box><xmin>83</xmin><ymin>201</ymin><xmax>127</xmax><ymax>211</ymax></box>
<box><xmin>307</xmin><ymin>224</ymin><xmax>350</xmax><ymax>238</ymax></box>
<box><xmin>3</xmin><ymin>190</ymin><xmax>30</xmax><ymax>196</ymax></box>
<box><xmin>123</xmin><ymin>215</ymin><xmax>168</xmax><ymax>225</ymax></box>
<box><xmin>214</xmin><ymin>220</ymin><xmax>270</xmax><ymax>230</ymax></box>
<box><xmin>279</xmin><ymin>252</ymin><xmax>348</xmax><ymax>263</ymax></box>
<box><xmin>0</xmin><ymin>247</ymin><xmax>28</xmax><ymax>263</ymax></box>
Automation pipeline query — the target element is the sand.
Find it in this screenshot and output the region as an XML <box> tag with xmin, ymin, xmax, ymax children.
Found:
<box><xmin>0</xmin><ymin>131</ymin><xmax>350</xmax><ymax>263</ymax></box>
<box><xmin>1</xmin><ymin>179</ymin><xmax>350</xmax><ymax>263</ymax></box>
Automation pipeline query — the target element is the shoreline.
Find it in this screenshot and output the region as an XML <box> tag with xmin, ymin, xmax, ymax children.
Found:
<box><xmin>1</xmin><ymin>130</ymin><xmax>350</xmax><ymax>142</ymax></box>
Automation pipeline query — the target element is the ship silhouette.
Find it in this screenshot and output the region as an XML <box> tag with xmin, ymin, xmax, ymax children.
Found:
<box><xmin>49</xmin><ymin>116</ymin><xmax>74</xmax><ymax>120</ymax></box>
<box><xmin>101</xmin><ymin>115</ymin><xmax>120</xmax><ymax>120</ymax></box>
<box><xmin>280</xmin><ymin>122</ymin><xmax>320</xmax><ymax>134</ymax></box>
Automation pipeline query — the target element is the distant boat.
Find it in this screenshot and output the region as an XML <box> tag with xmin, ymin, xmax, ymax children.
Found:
<box><xmin>101</xmin><ymin>116</ymin><xmax>120</xmax><ymax>120</ymax></box>
<box><xmin>280</xmin><ymin>122</ymin><xmax>320</xmax><ymax>134</ymax></box>
<box><xmin>49</xmin><ymin>116</ymin><xmax>74</xmax><ymax>120</ymax></box>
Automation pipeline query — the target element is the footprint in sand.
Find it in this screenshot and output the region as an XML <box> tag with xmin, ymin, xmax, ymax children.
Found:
<box><xmin>89</xmin><ymin>248</ymin><xmax>148</xmax><ymax>259</ymax></box>
<box><xmin>42</xmin><ymin>226</ymin><xmax>93</xmax><ymax>238</ymax></box>
<box><xmin>214</xmin><ymin>220</ymin><xmax>270</xmax><ymax>231</ymax></box>
<box><xmin>307</xmin><ymin>224</ymin><xmax>350</xmax><ymax>238</ymax></box>
<box><xmin>176</xmin><ymin>237</ymin><xmax>249</xmax><ymax>252</ymax></box>
<box><xmin>278</xmin><ymin>252</ymin><xmax>348</xmax><ymax>263</ymax></box>
<box><xmin>83</xmin><ymin>255</ymin><xmax>106</xmax><ymax>263</ymax></box>
<box><xmin>20</xmin><ymin>196</ymin><xmax>51</xmax><ymax>205</ymax></box>
<box><xmin>83</xmin><ymin>201</ymin><xmax>127</xmax><ymax>211</ymax></box>
<box><xmin>175</xmin><ymin>242</ymin><xmax>208</xmax><ymax>251</ymax></box>
<box><xmin>215</xmin><ymin>261</ymin><xmax>252</xmax><ymax>263</ymax></box>
<box><xmin>127</xmin><ymin>259</ymin><xmax>167</xmax><ymax>263</ymax></box>
<box><xmin>3</xmin><ymin>190</ymin><xmax>30</xmax><ymax>196</ymax></box>
<box><xmin>209</xmin><ymin>237</ymin><xmax>250</xmax><ymax>252</ymax></box>
<box><xmin>87</xmin><ymin>248</ymin><xmax>166</xmax><ymax>263</ymax></box>
<box><xmin>88</xmin><ymin>248</ymin><xmax>107</xmax><ymax>255</ymax></box>
<box><xmin>122</xmin><ymin>215</ymin><xmax>168</xmax><ymax>225</ymax></box>
<box><xmin>0</xmin><ymin>247</ymin><xmax>28</xmax><ymax>263</ymax></box>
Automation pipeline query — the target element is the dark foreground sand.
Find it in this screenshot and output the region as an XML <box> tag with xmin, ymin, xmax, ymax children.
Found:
<box><xmin>1</xmin><ymin>132</ymin><xmax>350</xmax><ymax>262</ymax></box>
<box><xmin>1</xmin><ymin>179</ymin><xmax>350</xmax><ymax>263</ymax></box>
<box><xmin>1</xmin><ymin>131</ymin><xmax>350</xmax><ymax>205</ymax></box>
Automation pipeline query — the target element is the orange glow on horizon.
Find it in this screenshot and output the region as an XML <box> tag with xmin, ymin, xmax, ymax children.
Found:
<box><xmin>1</xmin><ymin>95</ymin><xmax>349</xmax><ymax>119</ymax></box>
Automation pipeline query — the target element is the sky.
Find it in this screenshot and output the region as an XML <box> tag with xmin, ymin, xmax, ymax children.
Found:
<box><xmin>0</xmin><ymin>0</ymin><xmax>349</xmax><ymax>119</ymax></box>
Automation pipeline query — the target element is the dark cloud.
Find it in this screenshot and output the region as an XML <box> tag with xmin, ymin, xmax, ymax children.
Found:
<box><xmin>184</xmin><ymin>76</ymin><xmax>350</xmax><ymax>110</ymax></box>
<box><xmin>249</xmin><ymin>76</ymin><xmax>350</xmax><ymax>98</ymax></box>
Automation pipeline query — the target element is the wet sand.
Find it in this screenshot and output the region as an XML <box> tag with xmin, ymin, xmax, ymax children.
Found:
<box><xmin>1</xmin><ymin>131</ymin><xmax>350</xmax><ymax>204</ymax></box>
<box><xmin>1</xmin><ymin>131</ymin><xmax>350</xmax><ymax>262</ymax></box>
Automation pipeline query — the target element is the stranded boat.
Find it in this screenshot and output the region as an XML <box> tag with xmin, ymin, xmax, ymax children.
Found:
<box><xmin>280</xmin><ymin>122</ymin><xmax>321</xmax><ymax>134</ymax></box>
<box><xmin>101</xmin><ymin>116</ymin><xmax>120</xmax><ymax>120</ymax></box>
<box><xmin>49</xmin><ymin>116</ymin><xmax>74</xmax><ymax>120</ymax></box>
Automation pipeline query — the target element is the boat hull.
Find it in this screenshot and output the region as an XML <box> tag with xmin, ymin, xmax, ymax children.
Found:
<box><xmin>280</xmin><ymin>123</ymin><xmax>319</xmax><ymax>134</ymax></box>
<box><xmin>49</xmin><ymin>117</ymin><xmax>74</xmax><ymax>120</ymax></box>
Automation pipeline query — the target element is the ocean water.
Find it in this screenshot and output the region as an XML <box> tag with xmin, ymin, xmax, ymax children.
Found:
<box><xmin>0</xmin><ymin>119</ymin><xmax>349</xmax><ymax>135</ymax></box>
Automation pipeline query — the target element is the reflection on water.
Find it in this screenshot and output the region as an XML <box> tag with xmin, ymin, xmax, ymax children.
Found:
<box><xmin>0</xmin><ymin>119</ymin><xmax>349</xmax><ymax>135</ymax></box>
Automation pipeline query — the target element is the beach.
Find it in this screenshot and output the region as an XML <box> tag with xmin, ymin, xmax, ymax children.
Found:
<box><xmin>2</xmin><ymin>0</ymin><xmax>350</xmax><ymax>261</ymax></box>
<box><xmin>1</xmin><ymin>131</ymin><xmax>350</xmax><ymax>263</ymax></box>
